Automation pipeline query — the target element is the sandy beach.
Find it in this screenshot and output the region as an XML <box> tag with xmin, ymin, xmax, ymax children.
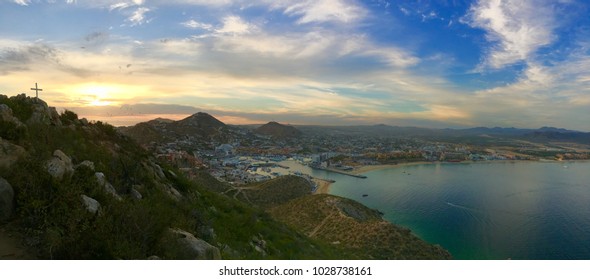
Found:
<box><xmin>312</xmin><ymin>178</ymin><xmax>334</xmax><ymax>194</ymax></box>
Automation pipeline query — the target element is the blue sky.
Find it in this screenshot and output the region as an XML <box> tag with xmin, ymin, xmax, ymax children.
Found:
<box><xmin>1</xmin><ymin>0</ymin><xmax>589</xmax><ymax>131</ymax></box>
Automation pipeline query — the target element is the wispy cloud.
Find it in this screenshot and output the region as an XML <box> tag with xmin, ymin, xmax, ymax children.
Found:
<box><xmin>12</xmin><ymin>0</ymin><xmax>29</xmax><ymax>5</ymax></box>
<box><xmin>181</xmin><ymin>19</ymin><xmax>213</xmax><ymax>30</ymax></box>
<box><xmin>465</xmin><ymin>0</ymin><xmax>557</xmax><ymax>70</ymax></box>
<box><xmin>127</xmin><ymin>7</ymin><xmax>151</xmax><ymax>25</ymax></box>
<box><xmin>266</xmin><ymin>0</ymin><xmax>367</xmax><ymax>24</ymax></box>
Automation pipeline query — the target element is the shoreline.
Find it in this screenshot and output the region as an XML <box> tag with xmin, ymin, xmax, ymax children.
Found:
<box><xmin>351</xmin><ymin>161</ymin><xmax>434</xmax><ymax>174</ymax></box>
<box><xmin>312</xmin><ymin>178</ymin><xmax>334</xmax><ymax>195</ymax></box>
<box><xmin>311</xmin><ymin>159</ymin><xmax>586</xmax><ymax>195</ymax></box>
<box><xmin>351</xmin><ymin>158</ymin><xmax>587</xmax><ymax>175</ymax></box>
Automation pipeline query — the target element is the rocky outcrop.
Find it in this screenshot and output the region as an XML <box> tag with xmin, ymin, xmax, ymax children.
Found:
<box><xmin>45</xmin><ymin>150</ymin><xmax>74</xmax><ymax>180</ymax></box>
<box><xmin>81</xmin><ymin>195</ymin><xmax>100</xmax><ymax>214</ymax></box>
<box><xmin>0</xmin><ymin>104</ymin><xmax>24</xmax><ymax>127</ymax></box>
<box><xmin>94</xmin><ymin>172</ymin><xmax>122</xmax><ymax>201</ymax></box>
<box><xmin>168</xmin><ymin>228</ymin><xmax>221</xmax><ymax>260</ymax></box>
<box><xmin>0</xmin><ymin>138</ymin><xmax>26</xmax><ymax>169</ymax></box>
<box><xmin>25</xmin><ymin>97</ymin><xmax>61</xmax><ymax>126</ymax></box>
<box><xmin>0</xmin><ymin>178</ymin><xmax>15</xmax><ymax>221</ymax></box>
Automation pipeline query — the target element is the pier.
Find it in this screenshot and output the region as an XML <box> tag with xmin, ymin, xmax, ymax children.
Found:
<box><xmin>310</xmin><ymin>165</ymin><xmax>367</xmax><ymax>178</ymax></box>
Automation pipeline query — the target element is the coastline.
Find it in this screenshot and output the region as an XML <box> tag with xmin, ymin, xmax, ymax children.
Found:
<box><xmin>311</xmin><ymin>159</ymin><xmax>583</xmax><ymax>195</ymax></box>
<box><xmin>312</xmin><ymin>178</ymin><xmax>334</xmax><ymax>195</ymax></box>
<box><xmin>350</xmin><ymin>159</ymin><xmax>584</xmax><ymax>175</ymax></box>
<box><xmin>351</xmin><ymin>161</ymin><xmax>435</xmax><ymax>174</ymax></box>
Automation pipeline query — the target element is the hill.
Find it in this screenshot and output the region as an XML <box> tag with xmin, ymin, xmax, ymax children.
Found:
<box><xmin>270</xmin><ymin>194</ymin><xmax>451</xmax><ymax>259</ymax></box>
<box><xmin>228</xmin><ymin>175</ymin><xmax>313</xmax><ymax>209</ymax></box>
<box><xmin>0</xmin><ymin>94</ymin><xmax>353</xmax><ymax>259</ymax></box>
<box><xmin>119</xmin><ymin>112</ymin><xmax>232</xmax><ymax>147</ymax></box>
<box><xmin>255</xmin><ymin>121</ymin><xmax>302</xmax><ymax>139</ymax></box>
<box><xmin>222</xmin><ymin>175</ymin><xmax>451</xmax><ymax>259</ymax></box>
<box><xmin>0</xmin><ymin>93</ymin><xmax>453</xmax><ymax>260</ymax></box>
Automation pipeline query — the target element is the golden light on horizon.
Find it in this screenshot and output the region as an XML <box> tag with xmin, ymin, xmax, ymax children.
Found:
<box><xmin>57</xmin><ymin>83</ymin><xmax>150</xmax><ymax>107</ymax></box>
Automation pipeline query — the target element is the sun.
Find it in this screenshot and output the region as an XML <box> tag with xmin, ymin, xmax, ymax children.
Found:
<box><xmin>89</xmin><ymin>99</ymin><xmax>112</xmax><ymax>106</ymax></box>
<box><xmin>68</xmin><ymin>83</ymin><xmax>124</xmax><ymax>107</ymax></box>
<box><xmin>57</xmin><ymin>82</ymin><xmax>150</xmax><ymax>108</ymax></box>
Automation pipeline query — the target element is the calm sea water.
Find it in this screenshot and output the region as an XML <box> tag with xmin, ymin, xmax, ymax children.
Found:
<box><xmin>325</xmin><ymin>161</ymin><xmax>590</xmax><ymax>260</ymax></box>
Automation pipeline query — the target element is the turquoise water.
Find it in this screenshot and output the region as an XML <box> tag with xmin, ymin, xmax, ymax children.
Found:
<box><xmin>327</xmin><ymin>161</ymin><xmax>590</xmax><ymax>260</ymax></box>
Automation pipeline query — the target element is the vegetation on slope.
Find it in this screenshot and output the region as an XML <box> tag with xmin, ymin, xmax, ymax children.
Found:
<box><xmin>224</xmin><ymin>175</ymin><xmax>451</xmax><ymax>259</ymax></box>
<box><xmin>0</xmin><ymin>94</ymin><xmax>349</xmax><ymax>259</ymax></box>
<box><xmin>232</xmin><ymin>175</ymin><xmax>312</xmax><ymax>209</ymax></box>
<box><xmin>1</xmin><ymin>93</ymin><xmax>452</xmax><ymax>260</ymax></box>
<box><xmin>270</xmin><ymin>194</ymin><xmax>451</xmax><ymax>260</ymax></box>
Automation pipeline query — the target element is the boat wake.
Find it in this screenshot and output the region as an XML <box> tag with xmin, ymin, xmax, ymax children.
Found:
<box><xmin>446</xmin><ymin>202</ymin><xmax>473</xmax><ymax>211</ymax></box>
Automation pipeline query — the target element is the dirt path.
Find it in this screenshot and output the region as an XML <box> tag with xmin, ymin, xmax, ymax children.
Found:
<box><xmin>308</xmin><ymin>212</ymin><xmax>335</xmax><ymax>238</ymax></box>
<box><xmin>0</xmin><ymin>226</ymin><xmax>34</xmax><ymax>260</ymax></box>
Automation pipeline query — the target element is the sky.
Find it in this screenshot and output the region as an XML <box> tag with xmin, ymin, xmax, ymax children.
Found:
<box><xmin>1</xmin><ymin>0</ymin><xmax>589</xmax><ymax>131</ymax></box>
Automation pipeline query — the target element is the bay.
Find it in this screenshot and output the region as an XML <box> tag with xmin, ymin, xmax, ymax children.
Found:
<box><xmin>329</xmin><ymin>161</ymin><xmax>590</xmax><ymax>260</ymax></box>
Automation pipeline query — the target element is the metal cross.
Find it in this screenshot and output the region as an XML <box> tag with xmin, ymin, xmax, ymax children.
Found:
<box><xmin>30</xmin><ymin>82</ymin><xmax>43</xmax><ymax>98</ymax></box>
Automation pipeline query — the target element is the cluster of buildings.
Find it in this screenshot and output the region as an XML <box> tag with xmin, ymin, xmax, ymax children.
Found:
<box><xmin>145</xmin><ymin>126</ymin><xmax>586</xmax><ymax>186</ymax></box>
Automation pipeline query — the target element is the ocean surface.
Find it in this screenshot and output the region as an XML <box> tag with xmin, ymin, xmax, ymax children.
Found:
<box><xmin>275</xmin><ymin>160</ymin><xmax>590</xmax><ymax>260</ymax></box>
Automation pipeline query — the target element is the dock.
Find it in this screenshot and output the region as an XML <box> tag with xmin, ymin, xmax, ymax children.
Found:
<box><xmin>310</xmin><ymin>165</ymin><xmax>367</xmax><ymax>179</ymax></box>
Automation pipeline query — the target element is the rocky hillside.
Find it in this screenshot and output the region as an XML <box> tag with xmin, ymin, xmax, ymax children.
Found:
<box><xmin>0</xmin><ymin>93</ymin><xmax>451</xmax><ymax>260</ymax></box>
<box><xmin>255</xmin><ymin>121</ymin><xmax>302</xmax><ymax>139</ymax></box>
<box><xmin>0</xmin><ymin>94</ymin><xmax>349</xmax><ymax>259</ymax></box>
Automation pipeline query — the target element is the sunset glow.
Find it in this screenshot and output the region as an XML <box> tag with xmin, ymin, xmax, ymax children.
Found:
<box><xmin>0</xmin><ymin>0</ymin><xmax>589</xmax><ymax>130</ymax></box>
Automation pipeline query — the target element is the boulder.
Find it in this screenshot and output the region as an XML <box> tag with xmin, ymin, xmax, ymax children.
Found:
<box><xmin>168</xmin><ymin>228</ymin><xmax>221</xmax><ymax>260</ymax></box>
<box><xmin>53</xmin><ymin>150</ymin><xmax>73</xmax><ymax>169</ymax></box>
<box><xmin>95</xmin><ymin>172</ymin><xmax>107</xmax><ymax>186</ymax></box>
<box><xmin>45</xmin><ymin>150</ymin><xmax>74</xmax><ymax>180</ymax></box>
<box><xmin>76</xmin><ymin>160</ymin><xmax>95</xmax><ymax>171</ymax></box>
<box><xmin>94</xmin><ymin>172</ymin><xmax>122</xmax><ymax>201</ymax></box>
<box><xmin>169</xmin><ymin>186</ymin><xmax>182</xmax><ymax>200</ymax></box>
<box><xmin>0</xmin><ymin>138</ymin><xmax>26</xmax><ymax>169</ymax></box>
<box><xmin>150</xmin><ymin>162</ymin><xmax>165</xmax><ymax>179</ymax></box>
<box><xmin>156</xmin><ymin>182</ymin><xmax>183</xmax><ymax>201</ymax></box>
<box><xmin>130</xmin><ymin>187</ymin><xmax>142</xmax><ymax>200</ymax></box>
<box><xmin>81</xmin><ymin>195</ymin><xmax>100</xmax><ymax>214</ymax></box>
<box><xmin>0</xmin><ymin>178</ymin><xmax>15</xmax><ymax>221</ymax></box>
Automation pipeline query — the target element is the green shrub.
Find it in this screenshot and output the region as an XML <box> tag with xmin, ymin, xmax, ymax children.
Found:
<box><xmin>59</xmin><ymin>110</ymin><xmax>78</xmax><ymax>125</ymax></box>
<box><xmin>0</xmin><ymin>95</ymin><xmax>34</xmax><ymax>122</ymax></box>
<box><xmin>0</xmin><ymin>120</ymin><xmax>27</xmax><ymax>141</ymax></box>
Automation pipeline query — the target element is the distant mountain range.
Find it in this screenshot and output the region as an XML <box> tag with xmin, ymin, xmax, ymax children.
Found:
<box><xmin>120</xmin><ymin>114</ymin><xmax>306</xmax><ymax>146</ymax></box>
<box><xmin>119</xmin><ymin>111</ymin><xmax>589</xmax><ymax>146</ymax></box>
<box><xmin>295</xmin><ymin>124</ymin><xmax>590</xmax><ymax>144</ymax></box>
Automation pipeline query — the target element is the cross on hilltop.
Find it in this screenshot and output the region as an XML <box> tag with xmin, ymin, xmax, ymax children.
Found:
<box><xmin>31</xmin><ymin>82</ymin><xmax>43</xmax><ymax>98</ymax></box>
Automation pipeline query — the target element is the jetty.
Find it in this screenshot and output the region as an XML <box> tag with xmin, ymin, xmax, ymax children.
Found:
<box><xmin>310</xmin><ymin>165</ymin><xmax>367</xmax><ymax>179</ymax></box>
